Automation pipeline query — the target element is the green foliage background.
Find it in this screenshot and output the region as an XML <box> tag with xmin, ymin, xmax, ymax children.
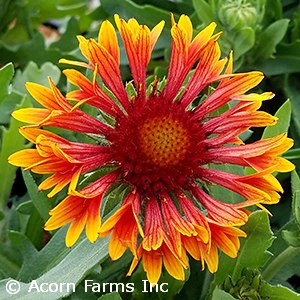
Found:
<box><xmin>0</xmin><ymin>0</ymin><xmax>300</xmax><ymax>299</ymax></box>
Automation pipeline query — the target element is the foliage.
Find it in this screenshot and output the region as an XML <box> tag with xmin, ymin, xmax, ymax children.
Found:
<box><xmin>0</xmin><ymin>0</ymin><xmax>300</xmax><ymax>299</ymax></box>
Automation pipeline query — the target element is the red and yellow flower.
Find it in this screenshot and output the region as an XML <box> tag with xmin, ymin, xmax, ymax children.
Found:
<box><xmin>9</xmin><ymin>14</ymin><xmax>294</xmax><ymax>284</ymax></box>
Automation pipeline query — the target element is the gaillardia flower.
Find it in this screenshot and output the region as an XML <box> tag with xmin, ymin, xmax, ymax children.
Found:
<box><xmin>9</xmin><ymin>14</ymin><xmax>294</xmax><ymax>284</ymax></box>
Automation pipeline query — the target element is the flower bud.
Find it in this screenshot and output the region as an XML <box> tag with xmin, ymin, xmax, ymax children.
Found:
<box><xmin>218</xmin><ymin>0</ymin><xmax>258</xmax><ymax>30</ymax></box>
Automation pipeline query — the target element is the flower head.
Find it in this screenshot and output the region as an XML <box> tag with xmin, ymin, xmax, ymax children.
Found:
<box><xmin>9</xmin><ymin>14</ymin><xmax>294</xmax><ymax>284</ymax></box>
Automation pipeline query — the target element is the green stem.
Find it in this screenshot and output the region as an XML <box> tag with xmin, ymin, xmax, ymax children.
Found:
<box><xmin>200</xmin><ymin>270</ymin><xmax>213</xmax><ymax>300</ymax></box>
<box><xmin>262</xmin><ymin>246</ymin><xmax>300</xmax><ymax>282</ymax></box>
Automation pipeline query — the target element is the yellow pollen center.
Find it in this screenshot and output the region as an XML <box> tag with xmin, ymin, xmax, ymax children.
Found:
<box><xmin>139</xmin><ymin>116</ymin><xmax>190</xmax><ymax>167</ymax></box>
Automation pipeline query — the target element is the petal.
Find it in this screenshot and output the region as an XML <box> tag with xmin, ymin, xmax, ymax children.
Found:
<box><xmin>12</xmin><ymin>108</ymin><xmax>50</xmax><ymax>124</ymax></box>
<box><xmin>162</xmin><ymin>244</ymin><xmax>186</xmax><ymax>281</ymax></box>
<box><xmin>180</xmin><ymin>40</ymin><xmax>224</xmax><ymax>107</ymax></box>
<box><xmin>150</xmin><ymin>20</ymin><xmax>165</xmax><ymax>51</ymax></box>
<box><xmin>98</xmin><ymin>20</ymin><xmax>120</xmax><ymax>64</ymax></box>
<box><xmin>26</xmin><ymin>82</ymin><xmax>60</xmax><ymax>110</ymax></box>
<box><xmin>99</xmin><ymin>202</ymin><xmax>132</xmax><ymax>236</ymax></box>
<box><xmin>194</xmin><ymin>71</ymin><xmax>264</xmax><ymax>118</ymax></box>
<box><xmin>78</xmin><ymin>36</ymin><xmax>129</xmax><ymax>111</ymax></box>
<box><xmin>66</xmin><ymin>212</ymin><xmax>88</xmax><ymax>247</ymax></box>
<box><xmin>8</xmin><ymin>149</ymin><xmax>42</xmax><ymax>167</ymax></box>
<box><xmin>142</xmin><ymin>197</ymin><xmax>164</xmax><ymax>251</ymax></box>
<box><xmin>70</xmin><ymin>171</ymin><xmax>118</xmax><ymax>198</ymax></box>
<box><xmin>143</xmin><ymin>249</ymin><xmax>162</xmax><ymax>285</ymax></box>
<box><xmin>109</xmin><ymin>230</ymin><xmax>127</xmax><ymax>260</ymax></box>
<box><xmin>192</xmin><ymin>186</ymin><xmax>251</xmax><ymax>226</ymax></box>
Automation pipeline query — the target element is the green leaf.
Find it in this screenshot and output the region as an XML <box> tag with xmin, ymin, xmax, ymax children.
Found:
<box><xmin>192</xmin><ymin>0</ymin><xmax>214</xmax><ymax>25</ymax></box>
<box><xmin>0</xmin><ymin>0</ymin><xmax>23</xmax><ymax>33</ymax></box>
<box><xmin>211</xmin><ymin>287</ymin><xmax>237</xmax><ymax>300</ymax></box>
<box><xmin>12</xmin><ymin>228</ymin><xmax>69</xmax><ymax>280</ymax></box>
<box><xmin>0</xmin><ymin>242</ymin><xmax>21</xmax><ymax>279</ymax></box>
<box><xmin>232</xmin><ymin>211</ymin><xmax>274</xmax><ymax>281</ymax></box>
<box><xmin>13</xmin><ymin>61</ymin><xmax>61</xmax><ymax>94</ymax></box>
<box><xmin>291</xmin><ymin>170</ymin><xmax>300</xmax><ymax>225</ymax></box>
<box><xmin>259</xmin><ymin>282</ymin><xmax>300</xmax><ymax>299</ymax></box>
<box><xmin>0</xmin><ymin>95</ymin><xmax>32</xmax><ymax>209</ymax></box>
<box><xmin>51</xmin><ymin>17</ymin><xmax>80</xmax><ymax>52</ymax></box>
<box><xmin>130</xmin><ymin>263</ymin><xmax>186</xmax><ymax>300</ymax></box>
<box><xmin>0</xmin><ymin>31</ymin><xmax>77</xmax><ymax>69</ymax></box>
<box><xmin>232</xmin><ymin>27</ymin><xmax>255</xmax><ymax>60</ymax></box>
<box><xmin>101</xmin><ymin>0</ymin><xmax>174</xmax><ymax>30</ymax></box>
<box><xmin>262</xmin><ymin>99</ymin><xmax>291</xmax><ymax>139</ymax></box>
<box><xmin>25</xmin><ymin>207</ymin><xmax>45</xmax><ymax>249</ymax></box>
<box><xmin>16</xmin><ymin>201</ymin><xmax>33</xmax><ymax>215</ymax></box>
<box><xmin>254</xmin><ymin>41</ymin><xmax>300</xmax><ymax>74</ymax></box>
<box><xmin>282</xmin><ymin>229</ymin><xmax>300</xmax><ymax>247</ymax></box>
<box><xmin>255</xmin><ymin>19</ymin><xmax>289</xmax><ymax>60</ymax></box>
<box><xmin>283</xmin><ymin>148</ymin><xmax>300</xmax><ymax>160</ymax></box>
<box><xmin>0</xmin><ymin>62</ymin><xmax>16</xmax><ymax>125</ymax></box>
<box><xmin>22</xmin><ymin>171</ymin><xmax>51</xmax><ymax>222</ymax></box>
<box><xmin>98</xmin><ymin>292</ymin><xmax>122</xmax><ymax>300</ymax></box>
<box><xmin>262</xmin><ymin>218</ymin><xmax>300</xmax><ymax>284</ymax></box>
<box><xmin>0</xmin><ymin>233</ymin><xmax>109</xmax><ymax>299</ymax></box>
<box><xmin>26</xmin><ymin>0</ymin><xmax>91</xmax><ymax>30</ymax></box>
<box><xmin>254</xmin><ymin>56</ymin><xmax>300</xmax><ymax>75</ymax></box>
<box><xmin>212</xmin><ymin>211</ymin><xmax>274</xmax><ymax>289</ymax></box>
<box><xmin>207</xmin><ymin>164</ymin><xmax>244</xmax><ymax>204</ymax></box>
<box><xmin>284</xmin><ymin>73</ymin><xmax>300</xmax><ymax>147</ymax></box>
<box><xmin>0</xmin><ymin>63</ymin><xmax>14</xmax><ymax>105</ymax></box>
<box><xmin>265</xmin><ymin>0</ymin><xmax>282</xmax><ymax>20</ymax></box>
<box><xmin>157</xmin><ymin>270</ymin><xmax>189</xmax><ymax>300</ymax></box>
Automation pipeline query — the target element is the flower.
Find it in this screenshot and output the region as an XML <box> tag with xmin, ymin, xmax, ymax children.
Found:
<box><xmin>8</xmin><ymin>14</ymin><xmax>294</xmax><ymax>284</ymax></box>
<box><xmin>218</xmin><ymin>0</ymin><xmax>259</xmax><ymax>30</ymax></box>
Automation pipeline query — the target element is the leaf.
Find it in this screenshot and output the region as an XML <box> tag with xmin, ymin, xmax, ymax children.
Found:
<box><xmin>212</xmin><ymin>211</ymin><xmax>274</xmax><ymax>289</ymax></box>
<box><xmin>0</xmin><ymin>95</ymin><xmax>32</xmax><ymax>209</ymax></box>
<box><xmin>12</xmin><ymin>228</ymin><xmax>69</xmax><ymax>280</ymax></box>
<box><xmin>129</xmin><ymin>260</ymin><xmax>188</xmax><ymax>300</ymax></box>
<box><xmin>26</xmin><ymin>0</ymin><xmax>91</xmax><ymax>29</ymax></box>
<box><xmin>283</xmin><ymin>148</ymin><xmax>300</xmax><ymax>160</ymax></box>
<box><xmin>22</xmin><ymin>171</ymin><xmax>51</xmax><ymax>222</ymax></box>
<box><xmin>101</xmin><ymin>0</ymin><xmax>174</xmax><ymax>30</ymax></box>
<box><xmin>254</xmin><ymin>41</ymin><xmax>300</xmax><ymax>74</ymax></box>
<box><xmin>0</xmin><ymin>63</ymin><xmax>14</xmax><ymax>105</ymax></box>
<box><xmin>255</xmin><ymin>19</ymin><xmax>289</xmax><ymax>60</ymax></box>
<box><xmin>291</xmin><ymin>170</ymin><xmax>300</xmax><ymax>225</ymax></box>
<box><xmin>262</xmin><ymin>218</ymin><xmax>300</xmax><ymax>285</ymax></box>
<box><xmin>231</xmin><ymin>211</ymin><xmax>274</xmax><ymax>281</ymax></box>
<box><xmin>0</xmin><ymin>232</ymin><xmax>109</xmax><ymax>299</ymax></box>
<box><xmin>0</xmin><ymin>32</ymin><xmax>77</xmax><ymax>69</ymax></box>
<box><xmin>254</xmin><ymin>56</ymin><xmax>300</xmax><ymax>75</ymax></box>
<box><xmin>282</xmin><ymin>229</ymin><xmax>300</xmax><ymax>247</ymax></box>
<box><xmin>0</xmin><ymin>0</ymin><xmax>22</xmax><ymax>33</ymax></box>
<box><xmin>192</xmin><ymin>0</ymin><xmax>214</xmax><ymax>25</ymax></box>
<box><xmin>262</xmin><ymin>99</ymin><xmax>291</xmax><ymax>139</ymax></box>
<box><xmin>259</xmin><ymin>282</ymin><xmax>300</xmax><ymax>299</ymax></box>
<box><xmin>207</xmin><ymin>164</ymin><xmax>244</xmax><ymax>204</ymax></box>
<box><xmin>0</xmin><ymin>63</ymin><xmax>16</xmax><ymax>125</ymax></box>
<box><xmin>50</xmin><ymin>17</ymin><xmax>81</xmax><ymax>52</ymax></box>
<box><xmin>0</xmin><ymin>242</ymin><xmax>21</xmax><ymax>279</ymax></box>
<box><xmin>98</xmin><ymin>292</ymin><xmax>122</xmax><ymax>300</ymax></box>
<box><xmin>233</xmin><ymin>27</ymin><xmax>255</xmax><ymax>60</ymax></box>
<box><xmin>13</xmin><ymin>61</ymin><xmax>61</xmax><ymax>94</ymax></box>
<box><xmin>285</xmin><ymin>74</ymin><xmax>300</xmax><ymax>147</ymax></box>
<box><xmin>211</xmin><ymin>287</ymin><xmax>237</xmax><ymax>300</ymax></box>
<box><xmin>16</xmin><ymin>200</ymin><xmax>33</xmax><ymax>215</ymax></box>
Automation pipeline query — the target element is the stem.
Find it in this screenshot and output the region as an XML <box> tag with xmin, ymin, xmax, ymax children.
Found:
<box><xmin>200</xmin><ymin>270</ymin><xmax>213</xmax><ymax>300</ymax></box>
<box><xmin>262</xmin><ymin>246</ymin><xmax>300</xmax><ymax>282</ymax></box>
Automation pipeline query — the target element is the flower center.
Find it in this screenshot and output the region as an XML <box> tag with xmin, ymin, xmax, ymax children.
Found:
<box><xmin>108</xmin><ymin>96</ymin><xmax>206</xmax><ymax>193</ymax></box>
<box><xmin>139</xmin><ymin>116</ymin><xmax>190</xmax><ymax>167</ymax></box>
